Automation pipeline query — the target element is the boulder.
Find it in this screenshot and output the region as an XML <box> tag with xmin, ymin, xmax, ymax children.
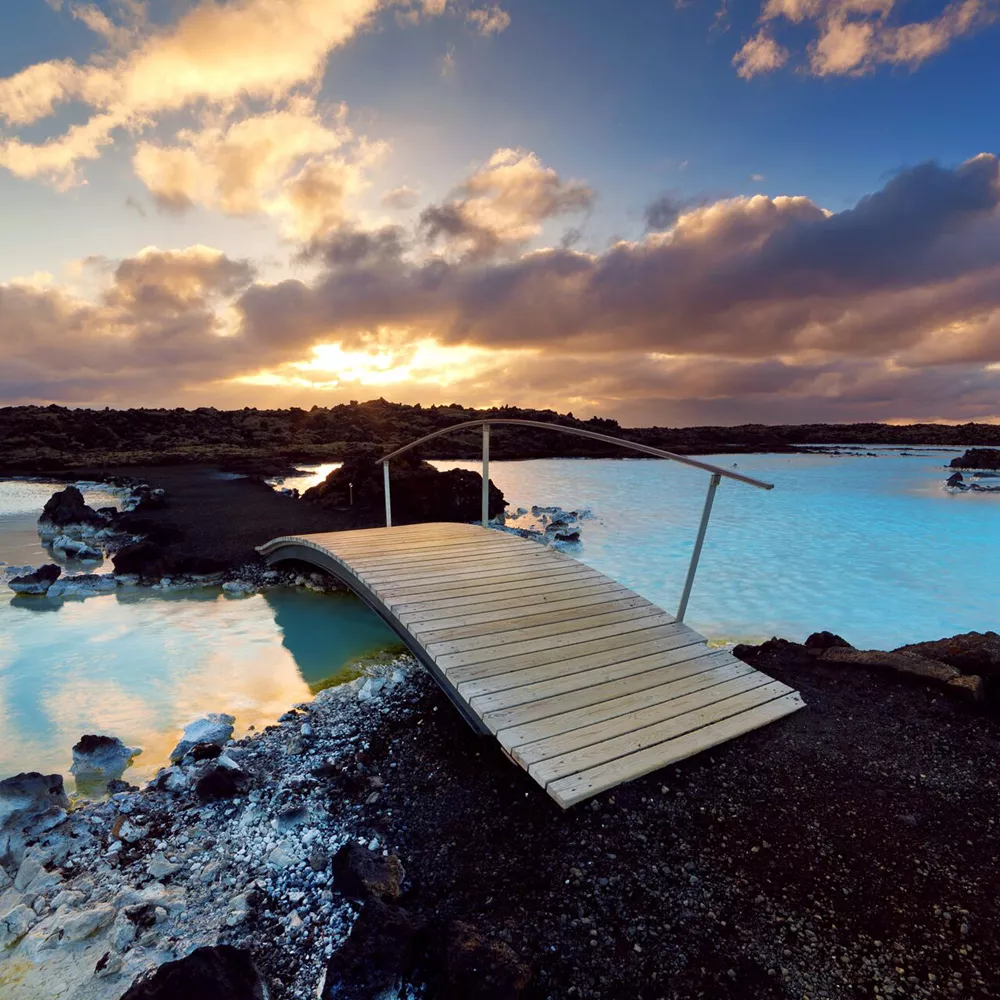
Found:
<box><xmin>113</xmin><ymin>540</ymin><xmax>167</xmax><ymax>578</ymax></box>
<box><xmin>169</xmin><ymin>713</ymin><xmax>236</xmax><ymax>762</ymax></box>
<box><xmin>949</xmin><ymin>447</ymin><xmax>1000</xmax><ymax>470</ymax></box>
<box><xmin>47</xmin><ymin>574</ymin><xmax>117</xmax><ymax>599</ymax></box>
<box><xmin>70</xmin><ymin>735</ymin><xmax>142</xmax><ymax>793</ymax></box>
<box><xmin>804</xmin><ymin>631</ymin><xmax>853</xmax><ymax>653</ymax></box>
<box><xmin>0</xmin><ymin>904</ymin><xmax>38</xmax><ymax>950</ymax></box>
<box><xmin>322</xmin><ymin>898</ymin><xmax>423</xmax><ymax>1000</ymax></box>
<box><xmin>8</xmin><ymin>564</ymin><xmax>61</xmax><ymax>595</ymax></box>
<box><xmin>946</xmin><ymin>471</ymin><xmax>965</xmax><ymax>487</ymax></box>
<box><xmin>195</xmin><ymin>762</ymin><xmax>249</xmax><ymax>801</ymax></box>
<box><xmin>303</xmin><ymin>448</ymin><xmax>506</xmax><ymax>524</ymax></box>
<box><xmin>0</xmin><ymin>772</ymin><xmax>70</xmax><ymax>869</ymax></box>
<box><xmin>38</xmin><ymin>486</ymin><xmax>107</xmax><ymax>536</ymax></box>
<box><xmin>819</xmin><ymin>647</ymin><xmax>961</xmax><ymax>683</ymax></box>
<box><xmin>947</xmin><ymin>674</ymin><xmax>985</xmax><ymax>703</ymax></box>
<box><xmin>119</xmin><ymin>945</ymin><xmax>269</xmax><ymax>1000</ymax></box>
<box><xmin>50</xmin><ymin>535</ymin><xmax>102</xmax><ymax>561</ymax></box>
<box><xmin>893</xmin><ymin>631</ymin><xmax>1000</xmax><ymax>683</ymax></box>
<box><xmin>332</xmin><ymin>842</ymin><xmax>405</xmax><ymax>901</ymax></box>
<box><xmin>443</xmin><ymin>921</ymin><xmax>532</xmax><ymax>1000</ymax></box>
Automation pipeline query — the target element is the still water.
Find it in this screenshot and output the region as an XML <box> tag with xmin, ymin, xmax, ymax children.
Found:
<box><xmin>1</xmin><ymin>449</ymin><xmax>997</xmax><ymax>783</ymax></box>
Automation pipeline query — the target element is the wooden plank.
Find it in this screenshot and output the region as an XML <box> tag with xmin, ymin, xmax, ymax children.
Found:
<box><xmin>358</xmin><ymin>549</ymin><xmax>558</xmax><ymax>587</ymax></box>
<box><xmin>545</xmin><ymin>693</ymin><xmax>805</xmax><ymax>807</ymax></box>
<box><xmin>426</xmin><ymin>605</ymin><xmax>669</xmax><ymax>660</ymax></box>
<box><xmin>395</xmin><ymin>577</ymin><xmax>624</xmax><ymax>622</ymax></box>
<box><xmin>493</xmin><ymin>657</ymin><xmax>754</xmax><ymax>745</ymax></box>
<box><xmin>384</xmin><ymin>566</ymin><xmax>606</xmax><ymax>608</ymax></box>
<box><xmin>510</xmin><ymin>671</ymin><xmax>784</xmax><ymax>766</ymax></box>
<box><xmin>411</xmin><ymin>591</ymin><xmax>649</xmax><ymax>641</ymax></box>
<box><xmin>344</xmin><ymin>538</ymin><xmax>523</xmax><ymax>569</ymax></box>
<box><xmin>453</xmin><ymin>624</ymin><xmax>698</xmax><ymax>691</ymax></box>
<box><xmin>530</xmin><ymin>681</ymin><xmax>795</xmax><ymax>787</ymax></box>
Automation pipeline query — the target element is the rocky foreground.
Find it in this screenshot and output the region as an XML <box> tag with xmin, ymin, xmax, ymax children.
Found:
<box><xmin>3</xmin><ymin>629</ymin><xmax>1000</xmax><ymax>1000</ymax></box>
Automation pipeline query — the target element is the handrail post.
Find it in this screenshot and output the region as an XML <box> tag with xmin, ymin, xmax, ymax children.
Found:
<box><xmin>481</xmin><ymin>422</ymin><xmax>490</xmax><ymax>527</ymax></box>
<box><xmin>676</xmin><ymin>473</ymin><xmax>720</xmax><ymax>622</ymax></box>
<box><xmin>383</xmin><ymin>461</ymin><xmax>392</xmax><ymax>527</ymax></box>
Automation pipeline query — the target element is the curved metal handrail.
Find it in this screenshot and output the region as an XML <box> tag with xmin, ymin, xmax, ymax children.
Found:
<box><xmin>375</xmin><ymin>417</ymin><xmax>774</xmax><ymax>622</ymax></box>
<box><xmin>378</xmin><ymin>418</ymin><xmax>773</xmax><ymax>490</ymax></box>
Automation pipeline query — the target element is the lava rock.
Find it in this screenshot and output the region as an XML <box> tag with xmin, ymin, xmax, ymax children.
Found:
<box><xmin>195</xmin><ymin>763</ymin><xmax>249</xmax><ymax>801</ymax></box>
<box><xmin>119</xmin><ymin>945</ymin><xmax>269</xmax><ymax>999</ymax></box>
<box><xmin>820</xmin><ymin>647</ymin><xmax>961</xmax><ymax>683</ymax></box>
<box><xmin>170</xmin><ymin>713</ymin><xmax>236</xmax><ymax>762</ymax></box>
<box><xmin>950</xmin><ymin>447</ymin><xmax>1000</xmax><ymax>470</ymax></box>
<box><xmin>332</xmin><ymin>842</ymin><xmax>405</xmax><ymax>901</ymax></box>
<box><xmin>443</xmin><ymin>921</ymin><xmax>532</xmax><ymax>1000</ymax></box>
<box><xmin>894</xmin><ymin>631</ymin><xmax>1000</xmax><ymax>684</ymax></box>
<box><xmin>804</xmin><ymin>631</ymin><xmax>854</xmax><ymax>653</ymax></box>
<box><xmin>70</xmin><ymin>734</ymin><xmax>142</xmax><ymax>792</ymax></box>
<box><xmin>113</xmin><ymin>540</ymin><xmax>167</xmax><ymax>578</ymax></box>
<box><xmin>321</xmin><ymin>898</ymin><xmax>423</xmax><ymax>1000</ymax></box>
<box><xmin>8</xmin><ymin>564</ymin><xmax>61</xmax><ymax>595</ymax></box>
<box><xmin>0</xmin><ymin>772</ymin><xmax>70</xmax><ymax>869</ymax></box>
<box><xmin>303</xmin><ymin>447</ymin><xmax>506</xmax><ymax>524</ymax></box>
<box><xmin>39</xmin><ymin>486</ymin><xmax>107</xmax><ymax>531</ymax></box>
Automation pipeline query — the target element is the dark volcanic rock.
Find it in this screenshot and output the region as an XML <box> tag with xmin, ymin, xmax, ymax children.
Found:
<box><xmin>119</xmin><ymin>945</ymin><xmax>268</xmax><ymax>999</ymax></box>
<box><xmin>442</xmin><ymin>921</ymin><xmax>531</xmax><ymax>1000</ymax></box>
<box><xmin>804</xmin><ymin>630</ymin><xmax>853</xmax><ymax>653</ymax></box>
<box><xmin>321</xmin><ymin>898</ymin><xmax>423</xmax><ymax>1000</ymax></box>
<box><xmin>112</xmin><ymin>540</ymin><xmax>166</xmax><ymax>577</ymax></box>
<box><xmin>894</xmin><ymin>631</ymin><xmax>1000</xmax><ymax>682</ymax></box>
<box><xmin>950</xmin><ymin>447</ymin><xmax>1000</xmax><ymax>469</ymax></box>
<box><xmin>947</xmin><ymin>471</ymin><xmax>965</xmax><ymax>486</ymax></box>
<box><xmin>195</xmin><ymin>763</ymin><xmax>249</xmax><ymax>801</ymax></box>
<box><xmin>332</xmin><ymin>841</ymin><xmax>405</xmax><ymax>901</ymax></box>
<box><xmin>39</xmin><ymin>485</ymin><xmax>106</xmax><ymax>529</ymax></box>
<box><xmin>303</xmin><ymin>448</ymin><xmax>505</xmax><ymax>525</ymax></box>
<box><xmin>8</xmin><ymin>563</ymin><xmax>61</xmax><ymax>595</ymax></box>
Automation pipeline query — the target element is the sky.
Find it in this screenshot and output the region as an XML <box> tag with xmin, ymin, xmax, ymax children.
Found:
<box><xmin>2</xmin><ymin>0</ymin><xmax>1000</xmax><ymax>426</ymax></box>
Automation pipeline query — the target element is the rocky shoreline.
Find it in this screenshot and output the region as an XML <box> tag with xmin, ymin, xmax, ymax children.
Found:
<box><xmin>3</xmin><ymin>627</ymin><xmax>1000</xmax><ymax>999</ymax></box>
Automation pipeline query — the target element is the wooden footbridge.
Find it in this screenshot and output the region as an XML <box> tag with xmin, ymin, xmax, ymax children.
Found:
<box><xmin>259</xmin><ymin>420</ymin><xmax>803</xmax><ymax>808</ymax></box>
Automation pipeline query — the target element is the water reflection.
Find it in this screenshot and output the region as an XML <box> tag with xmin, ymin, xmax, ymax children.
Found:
<box><xmin>0</xmin><ymin>584</ymin><xmax>402</xmax><ymax>786</ymax></box>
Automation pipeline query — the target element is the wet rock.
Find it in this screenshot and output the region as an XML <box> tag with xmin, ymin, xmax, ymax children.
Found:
<box><xmin>170</xmin><ymin>713</ymin><xmax>236</xmax><ymax>762</ymax></box>
<box><xmin>804</xmin><ymin>631</ymin><xmax>853</xmax><ymax>653</ymax></box>
<box><xmin>8</xmin><ymin>564</ymin><xmax>61</xmax><ymax>595</ymax></box>
<box><xmin>0</xmin><ymin>772</ymin><xmax>70</xmax><ymax>869</ymax></box>
<box><xmin>947</xmin><ymin>471</ymin><xmax>965</xmax><ymax>487</ymax></box>
<box><xmin>119</xmin><ymin>944</ymin><xmax>269</xmax><ymax>1000</ymax></box>
<box><xmin>950</xmin><ymin>447</ymin><xmax>1000</xmax><ymax>470</ymax></box>
<box><xmin>47</xmin><ymin>574</ymin><xmax>117</xmax><ymax>599</ymax></box>
<box><xmin>321</xmin><ymin>898</ymin><xmax>423</xmax><ymax>1000</ymax></box>
<box><xmin>70</xmin><ymin>734</ymin><xmax>142</xmax><ymax>792</ymax></box>
<box><xmin>443</xmin><ymin>921</ymin><xmax>532</xmax><ymax>1000</ymax></box>
<box><xmin>38</xmin><ymin>486</ymin><xmax>107</xmax><ymax>536</ymax></box>
<box><xmin>333</xmin><ymin>842</ymin><xmax>405</xmax><ymax>901</ymax></box>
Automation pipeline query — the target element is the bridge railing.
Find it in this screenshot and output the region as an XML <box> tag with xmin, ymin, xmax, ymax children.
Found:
<box><xmin>376</xmin><ymin>418</ymin><xmax>773</xmax><ymax>622</ymax></box>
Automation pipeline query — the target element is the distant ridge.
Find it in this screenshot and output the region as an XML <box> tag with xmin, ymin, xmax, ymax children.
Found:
<box><xmin>2</xmin><ymin>399</ymin><xmax>998</xmax><ymax>473</ymax></box>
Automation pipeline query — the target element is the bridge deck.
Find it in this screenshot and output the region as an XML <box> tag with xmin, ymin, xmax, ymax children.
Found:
<box><xmin>259</xmin><ymin>522</ymin><xmax>803</xmax><ymax>808</ymax></box>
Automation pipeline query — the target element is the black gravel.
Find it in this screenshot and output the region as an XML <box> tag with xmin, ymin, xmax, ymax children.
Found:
<box><xmin>336</xmin><ymin>655</ymin><xmax>1000</xmax><ymax>999</ymax></box>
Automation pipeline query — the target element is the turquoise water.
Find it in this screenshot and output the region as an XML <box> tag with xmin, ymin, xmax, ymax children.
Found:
<box><xmin>0</xmin><ymin>479</ymin><xmax>401</xmax><ymax>784</ymax></box>
<box><xmin>2</xmin><ymin>451</ymin><xmax>997</xmax><ymax>783</ymax></box>
<box><xmin>430</xmin><ymin>449</ymin><xmax>999</xmax><ymax>648</ymax></box>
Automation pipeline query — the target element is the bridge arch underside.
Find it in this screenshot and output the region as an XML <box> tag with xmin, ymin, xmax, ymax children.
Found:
<box><xmin>262</xmin><ymin>542</ymin><xmax>490</xmax><ymax>733</ymax></box>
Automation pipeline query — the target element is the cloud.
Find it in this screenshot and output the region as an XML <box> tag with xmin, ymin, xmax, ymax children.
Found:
<box><xmin>0</xmin><ymin>0</ymin><xmax>447</xmax><ymax>188</ymax></box>
<box><xmin>381</xmin><ymin>185</ymin><xmax>421</xmax><ymax>210</ymax></box>
<box><xmin>7</xmin><ymin>155</ymin><xmax>1000</xmax><ymax>424</ymax></box>
<box><xmin>419</xmin><ymin>148</ymin><xmax>595</xmax><ymax>260</ymax></box>
<box><xmin>132</xmin><ymin>96</ymin><xmax>385</xmax><ymax>238</ymax></box>
<box><xmin>733</xmin><ymin>29</ymin><xmax>790</xmax><ymax>77</ymax></box>
<box><xmin>736</xmin><ymin>0</ymin><xmax>995</xmax><ymax>78</ymax></box>
<box><xmin>467</xmin><ymin>5</ymin><xmax>511</xmax><ymax>35</ymax></box>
